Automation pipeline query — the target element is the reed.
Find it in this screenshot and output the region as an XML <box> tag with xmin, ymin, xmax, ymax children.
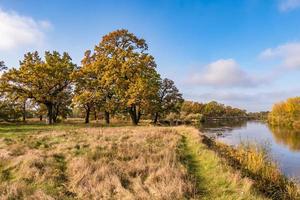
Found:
<box><xmin>202</xmin><ymin>135</ymin><xmax>300</xmax><ymax>199</ymax></box>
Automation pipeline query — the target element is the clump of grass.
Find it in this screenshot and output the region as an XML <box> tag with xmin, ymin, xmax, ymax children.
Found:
<box><xmin>2</xmin><ymin>138</ymin><xmax>15</xmax><ymax>145</ymax></box>
<box><xmin>28</xmin><ymin>137</ymin><xmax>51</xmax><ymax>149</ymax></box>
<box><xmin>9</xmin><ymin>144</ymin><xmax>26</xmax><ymax>156</ymax></box>
<box><xmin>73</xmin><ymin>143</ymin><xmax>90</xmax><ymax>156</ymax></box>
<box><xmin>202</xmin><ymin>135</ymin><xmax>300</xmax><ymax>199</ymax></box>
<box><xmin>0</xmin><ymin>168</ymin><xmax>13</xmax><ymax>181</ymax></box>
<box><xmin>67</xmin><ymin>127</ymin><xmax>195</xmax><ymax>199</ymax></box>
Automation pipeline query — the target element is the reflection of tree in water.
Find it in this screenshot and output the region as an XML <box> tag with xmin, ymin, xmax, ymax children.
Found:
<box><xmin>268</xmin><ymin>125</ymin><xmax>300</xmax><ymax>152</ymax></box>
<box><xmin>199</xmin><ymin>119</ymin><xmax>247</xmax><ymax>133</ymax></box>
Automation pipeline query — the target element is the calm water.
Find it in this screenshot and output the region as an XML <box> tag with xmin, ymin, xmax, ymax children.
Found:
<box><xmin>199</xmin><ymin>120</ymin><xmax>300</xmax><ymax>181</ymax></box>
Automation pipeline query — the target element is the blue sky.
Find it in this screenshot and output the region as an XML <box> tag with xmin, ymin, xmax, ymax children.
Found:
<box><xmin>1</xmin><ymin>0</ymin><xmax>300</xmax><ymax>111</ymax></box>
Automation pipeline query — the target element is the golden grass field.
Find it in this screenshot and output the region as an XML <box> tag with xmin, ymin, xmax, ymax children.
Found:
<box><xmin>0</xmin><ymin>126</ymin><xmax>196</xmax><ymax>199</ymax></box>
<box><xmin>0</xmin><ymin>124</ymin><xmax>298</xmax><ymax>200</ymax></box>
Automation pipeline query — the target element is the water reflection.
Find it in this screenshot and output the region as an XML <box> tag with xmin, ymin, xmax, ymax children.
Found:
<box><xmin>198</xmin><ymin>119</ymin><xmax>247</xmax><ymax>137</ymax></box>
<box><xmin>268</xmin><ymin>125</ymin><xmax>300</xmax><ymax>152</ymax></box>
<box><xmin>199</xmin><ymin>119</ymin><xmax>247</xmax><ymax>129</ymax></box>
<box><xmin>199</xmin><ymin>120</ymin><xmax>300</xmax><ymax>181</ymax></box>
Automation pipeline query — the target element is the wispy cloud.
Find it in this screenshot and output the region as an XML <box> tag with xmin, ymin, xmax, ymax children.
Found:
<box><xmin>0</xmin><ymin>8</ymin><xmax>51</xmax><ymax>50</ymax></box>
<box><xmin>187</xmin><ymin>59</ymin><xmax>262</xmax><ymax>88</ymax></box>
<box><xmin>260</xmin><ymin>42</ymin><xmax>300</xmax><ymax>69</ymax></box>
<box><xmin>278</xmin><ymin>0</ymin><xmax>300</xmax><ymax>12</ymax></box>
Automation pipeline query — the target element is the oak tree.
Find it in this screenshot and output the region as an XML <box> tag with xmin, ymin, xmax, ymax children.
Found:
<box><xmin>1</xmin><ymin>51</ymin><xmax>76</xmax><ymax>124</ymax></box>
<box><xmin>96</xmin><ymin>29</ymin><xmax>160</xmax><ymax>125</ymax></box>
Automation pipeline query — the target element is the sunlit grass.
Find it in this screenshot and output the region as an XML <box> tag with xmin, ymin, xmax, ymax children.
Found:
<box><xmin>0</xmin><ymin>118</ymin><xmax>150</xmax><ymax>137</ymax></box>
<box><xmin>176</xmin><ymin>126</ymin><xmax>268</xmax><ymax>200</ymax></box>
<box><xmin>202</xmin><ymin>134</ymin><xmax>300</xmax><ymax>199</ymax></box>
<box><xmin>0</xmin><ymin>126</ymin><xmax>195</xmax><ymax>199</ymax></box>
<box><xmin>1</xmin><ymin>124</ymin><xmax>297</xmax><ymax>199</ymax></box>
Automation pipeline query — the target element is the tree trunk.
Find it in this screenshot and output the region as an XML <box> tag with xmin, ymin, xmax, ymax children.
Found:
<box><xmin>137</xmin><ymin>111</ymin><xmax>141</xmax><ymax>123</ymax></box>
<box><xmin>104</xmin><ymin>111</ymin><xmax>110</xmax><ymax>124</ymax></box>
<box><xmin>85</xmin><ymin>106</ymin><xmax>91</xmax><ymax>124</ymax></box>
<box><xmin>153</xmin><ymin>112</ymin><xmax>159</xmax><ymax>124</ymax></box>
<box><xmin>39</xmin><ymin>115</ymin><xmax>43</xmax><ymax>121</ymax></box>
<box><xmin>46</xmin><ymin>104</ymin><xmax>53</xmax><ymax>125</ymax></box>
<box><xmin>22</xmin><ymin>101</ymin><xmax>26</xmax><ymax>122</ymax></box>
<box><xmin>129</xmin><ymin>106</ymin><xmax>140</xmax><ymax>125</ymax></box>
<box><xmin>94</xmin><ymin>110</ymin><xmax>97</xmax><ymax>120</ymax></box>
<box><xmin>53</xmin><ymin>116</ymin><xmax>57</xmax><ymax>123</ymax></box>
<box><xmin>129</xmin><ymin>112</ymin><xmax>138</xmax><ymax>125</ymax></box>
<box><xmin>52</xmin><ymin>104</ymin><xmax>59</xmax><ymax>123</ymax></box>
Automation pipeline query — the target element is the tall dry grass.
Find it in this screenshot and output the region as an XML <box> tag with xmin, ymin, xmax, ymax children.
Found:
<box><xmin>202</xmin><ymin>135</ymin><xmax>300</xmax><ymax>200</ymax></box>
<box><xmin>0</xmin><ymin>127</ymin><xmax>195</xmax><ymax>199</ymax></box>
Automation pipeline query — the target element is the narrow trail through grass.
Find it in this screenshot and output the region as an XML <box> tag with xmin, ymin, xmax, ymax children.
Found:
<box><xmin>176</xmin><ymin>127</ymin><xmax>268</xmax><ymax>200</ymax></box>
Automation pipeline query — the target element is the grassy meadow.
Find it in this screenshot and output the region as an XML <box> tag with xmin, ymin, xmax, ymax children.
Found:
<box><xmin>0</xmin><ymin>121</ymin><xmax>299</xmax><ymax>199</ymax></box>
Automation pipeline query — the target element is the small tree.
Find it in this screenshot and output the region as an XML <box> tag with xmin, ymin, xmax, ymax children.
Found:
<box><xmin>153</xmin><ymin>78</ymin><xmax>183</xmax><ymax>123</ymax></box>
<box><xmin>35</xmin><ymin>104</ymin><xmax>48</xmax><ymax>121</ymax></box>
<box><xmin>73</xmin><ymin>91</ymin><xmax>96</xmax><ymax>123</ymax></box>
<box><xmin>72</xmin><ymin>50</ymin><xmax>108</xmax><ymax>124</ymax></box>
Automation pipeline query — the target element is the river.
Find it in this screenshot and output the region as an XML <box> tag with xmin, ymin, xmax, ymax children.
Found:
<box><xmin>199</xmin><ymin>120</ymin><xmax>300</xmax><ymax>182</ymax></box>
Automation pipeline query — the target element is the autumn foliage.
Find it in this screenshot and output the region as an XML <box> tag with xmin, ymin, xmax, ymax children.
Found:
<box><xmin>269</xmin><ymin>97</ymin><xmax>300</xmax><ymax>128</ymax></box>
<box><xmin>0</xmin><ymin>30</ymin><xmax>183</xmax><ymax>125</ymax></box>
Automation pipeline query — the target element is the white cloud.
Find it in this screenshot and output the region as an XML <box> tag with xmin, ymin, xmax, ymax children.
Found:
<box><xmin>260</xmin><ymin>42</ymin><xmax>300</xmax><ymax>69</ymax></box>
<box><xmin>188</xmin><ymin>59</ymin><xmax>260</xmax><ymax>88</ymax></box>
<box><xmin>0</xmin><ymin>8</ymin><xmax>51</xmax><ymax>50</ymax></box>
<box><xmin>279</xmin><ymin>0</ymin><xmax>300</xmax><ymax>11</ymax></box>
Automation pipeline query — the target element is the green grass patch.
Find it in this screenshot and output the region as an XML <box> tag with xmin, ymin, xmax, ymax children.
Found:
<box><xmin>177</xmin><ymin>128</ymin><xmax>267</xmax><ymax>200</ymax></box>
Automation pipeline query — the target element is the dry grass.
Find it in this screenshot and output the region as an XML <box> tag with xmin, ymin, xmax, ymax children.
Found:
<box><xmin>202</xmin><ymin>133</ymin><xmax>300</xmax><ymax>200</ymax></box>
<box><xmin>2</xmin><ymin>125</ymin><xmax>293</xmax><ymax>200</ymax></box>
<box><xmin>0</xmin><ymin>126</ymin><xmax>194</xmax><ymax>200</ymax></box>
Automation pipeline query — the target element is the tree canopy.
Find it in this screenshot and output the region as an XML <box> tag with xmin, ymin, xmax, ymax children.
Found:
<box><xmin>269</xmin><ymin>97</ymin><xmax>300</xmax><ymax>128</ymax></box>
<box><xmin>153</xmin><ymin>78</ymin><xmax>183</xmax><ymax>123</ymax></box>
<box><xmin>1</xmin><ymin>51</ymin><xmax>76</xmax><ymax>124</ymax></box>
<box><xmin>93</xmin><ymin>29</ymin><xmax>161</xmax><ymax>125</ymax></box>
<box><xmin>0</xmin><ymin>61</ymin><xmax>7</xmax><ymax>72</ymax></box>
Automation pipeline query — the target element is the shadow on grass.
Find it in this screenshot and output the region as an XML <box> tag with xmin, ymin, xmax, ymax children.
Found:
<box><xmin>177</xmin><ymin>135</ymin><xmax>207</xmax><ymax>198</ymax></box>
<box><xmin>0</xmin><ymin>119</ymin><xmax>149</xmax><ymax>137</ymax></box>
<box><xmin>0</xmin><ymin>121</ymin><xmax>88</xmax><ymax>137</ymax></box>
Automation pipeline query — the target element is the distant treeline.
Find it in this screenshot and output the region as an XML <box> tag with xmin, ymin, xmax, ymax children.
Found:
<box><xmin>269</xmin><ymin>97</ymin><xmax>300</xmax><ymax>128</ymax></box>
<box><xmin>247</xmin><ymin>111</ymin><xmax>269</xmax><ymax>120</ymax></box>
<box><xmin>181</xmin><ymin>101</ymin><xmax>247</xmax><ymax>120</ymax></box>
<box><xmin>178</xmin><ymin>100</ymin><xmax>268</xmax><ymax>122</ymax></box>
<box><xmin>164</xmin><ymin>101</ymin><xmax>260</xmax><ymax>123</ymax></box>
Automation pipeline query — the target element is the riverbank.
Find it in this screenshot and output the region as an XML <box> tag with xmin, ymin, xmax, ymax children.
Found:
<box><xmin>201</xmin><ymin>134</ymin><xmax>300</xmax><ymax>199</ymax></box>
<box><xmin>176</xmin><ymin>126</ymin><xmax>267</xmax><ymax>199</ymax></box>
<box><xmin>177</xmin><ymin>126</ymin><xmax>300</xmax><ymax>199</ymax></box>
<box><xmin>0</xmin><ymin>124</ymin><xmax>299</xmax><ymax>199</ymax></box>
